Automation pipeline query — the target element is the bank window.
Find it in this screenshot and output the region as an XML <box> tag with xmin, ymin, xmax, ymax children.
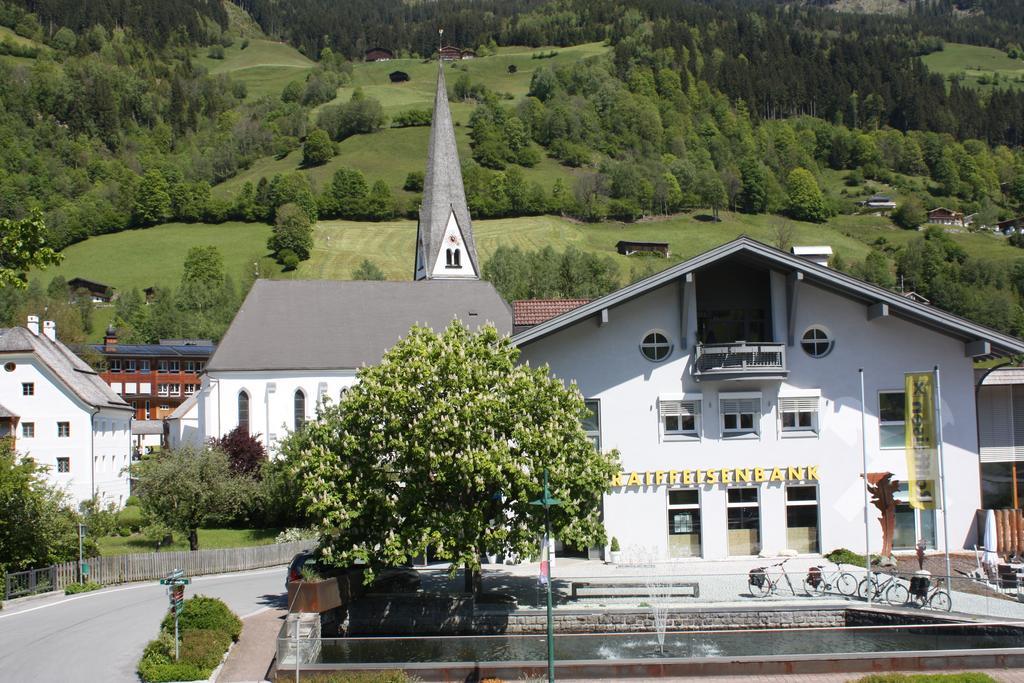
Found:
<box><xmin>786</xmin><ymin>485</ymin><xmax>820</xmax><ymax>553</ymax></box>
<box><xmin>57</xmin><ymin>421</ymin><xmax>70</xmax><ymax>437</ymax></box>
<box><xmin>582</xmin><ymin>400</ymin><xmax>601</xmax><ymax>452</ymax></box>
<box><xmin>57</xmin><ymin>457</ymin><xmax>70</xmax><ymax>473</ymax></box>
<box><xmin>22</xmin><ymin>422</ymin><xmax>34</xmax><ymax>437</ymax></box>
<box><xmin>721</xmin><ymin>396</ymin><xmax>760</xmax><ymax>436</ymax></box>
<box><xmin>667</xmin><ymin>489</ymin><xmax>701</xmax><ymax>558</ymax></box>
<box><xmin>894</xmin><ymin>483</ymin><xmax>937</xmax><ymax>550</ymax></box>
<box><xmin>779</xmin><ymin>396</ymin><xmax>819</xmax><ymax>435</ymax></box>
<box><xmin>879</xmin><ymin>391</ymin><xmax>905</xmax><ymax>449</ymax></box>
<box><xmin>659</xmin><ymin>397</ymin><xmax>700</xmax><ymax>440</ymax></box>
<box><xmin>727</xmin><ymin>487</ymin><xmax>761</xmax><ymax>556</ymax></box>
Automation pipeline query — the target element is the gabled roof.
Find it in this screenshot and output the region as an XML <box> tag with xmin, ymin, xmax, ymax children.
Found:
<box><xmin>512</xmin><ymin>236</ymin><xmax>1024</xmax><ymax>357</ymax></box>
<box><xmin>168</xmin><ymin>392</ymin><xmax>198</xmax><ymax>420</ymax></box>
<box><xmin>0</xmin><ymin>402</ymin><xmax>16</xmax><ymax>418</ymax></box>
<box><xmin>415</xmin><ymin>62</ymin><xmax>479</xmax><ymax>279</ymax></box>
<box><xmin>206</xmin><ymin>279</ymin><xmax>512</xmax><ymax>372</ymax></box>
<box><xmin>132</xmin><ymin>420</ymin><xmax>165</xmax><ymax>436</ymax></box>
<box><xmin>514</xmin><ymin>299</ymin><xmax>590</xmax><ymax>327</ymax></box>
<box><xmin>0</xmin><ymin>327</ymin><xmax>130</xmax><ymax>411</ymax></box>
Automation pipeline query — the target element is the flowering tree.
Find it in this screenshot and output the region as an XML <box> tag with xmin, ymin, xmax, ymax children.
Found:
<box><xmin>282</xmin><ymin>321</ymin><xmax>619</xmax><ymax>590</ymax></box>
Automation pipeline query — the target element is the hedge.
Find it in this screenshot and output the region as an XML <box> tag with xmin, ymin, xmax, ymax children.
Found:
<box><xmin>160</xmin><ymin>595</ymin><xmax>242</xmax><ymax>641</ymax></box>
<box><xmin>138</xmin><ymin>596</ymin><xmax>240</xmax><ymax>683</ymax></box>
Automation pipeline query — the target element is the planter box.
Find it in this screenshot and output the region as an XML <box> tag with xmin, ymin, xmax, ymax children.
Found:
<box><xmin>287</xmin><ymin>578</ymin><xmax>342</xmax><ymax>613</ymax></box>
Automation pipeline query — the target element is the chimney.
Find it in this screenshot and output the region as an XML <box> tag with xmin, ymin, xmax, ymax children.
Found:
<box><xmin>104</xmin><ymin>325</ymin><xmax>118</xmax><ymax>352</ymax></box>
<box><xmin>791</xmin><ymin>245</ymin><xmax>833</xmax><ymax>268</ymax></box>
<box><xmin>43</xmin><ymin>320</ymin><xmax>56</xmax><ymax>341</ymax></box>
<box><xmin>26</xmin><ymin>315</ymin><xmax>39</xmax><ymax>335</ymax></box>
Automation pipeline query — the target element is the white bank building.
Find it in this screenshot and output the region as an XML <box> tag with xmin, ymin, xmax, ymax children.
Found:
<box><xmin>515</xmin><ymin>239</ymin><xmax>1024</xmax><ymax>560</ymax></box>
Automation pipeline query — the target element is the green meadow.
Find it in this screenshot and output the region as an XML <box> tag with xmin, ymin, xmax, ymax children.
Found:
<box><xmin>193</xmin><ymin>38</ymin><xmax>314</xmax><ymax>100</ymax></box>
<box><xmin>923</xmin><ymin>43</ymin><xmax>1024</xmax><ymax>91</ymax></box>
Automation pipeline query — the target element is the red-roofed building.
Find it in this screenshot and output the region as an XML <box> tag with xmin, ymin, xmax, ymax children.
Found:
<box><xmin>513</xmin><ymin>299</ymin><xmax>590</xmax><ymax>334</ymax></box>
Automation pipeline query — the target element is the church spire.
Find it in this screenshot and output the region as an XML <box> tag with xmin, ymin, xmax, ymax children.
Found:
<box><xmin>414</xmin><ymin>60</ymin><xmax>479</xmax><ymax>280</ymax></box>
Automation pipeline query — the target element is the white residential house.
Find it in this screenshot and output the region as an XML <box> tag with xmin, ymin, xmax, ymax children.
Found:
<box><xmin>0</xmin><ymin>317</ymin><xmax>133</xmax><ymax>506</ymax></box>
<box><xmin>166</xmin><ymin>392</ymin><xmax>201</xmax><ymax>450</ymax></box>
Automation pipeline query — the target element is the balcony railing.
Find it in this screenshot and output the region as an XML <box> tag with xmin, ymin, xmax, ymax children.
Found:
<box><xmin>693</xmin><ymin>342</ymin><xmax>787</xmax><ymax>380</ymax></box>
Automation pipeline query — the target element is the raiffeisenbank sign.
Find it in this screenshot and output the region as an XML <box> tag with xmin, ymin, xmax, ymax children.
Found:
<box><xmin>611</xmin><ymin>465</ymin><xmax>820</xmax><ymax>488</ymax></box>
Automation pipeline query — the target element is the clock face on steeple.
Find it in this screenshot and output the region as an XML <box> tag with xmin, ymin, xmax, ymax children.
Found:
<box><xmin>447</xmin><ymin>234</ymin><xmax>460</xmax><ymax>246</ymax></box>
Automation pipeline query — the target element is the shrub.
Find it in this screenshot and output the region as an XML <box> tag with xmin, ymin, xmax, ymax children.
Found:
<box><xmin>825</xmin><ymin>548</ymin><xmax>880</xmax><ymax>566</ymax></box>
<box><xmin>138</xmin><ymin>659</ymin><xmax>209</xmax><ymax>683</ymax></box>
<box><xmin>65</xmin><ymin>581</ymin><xmax>102</xmax><ymax>595</ymax></box>
<box><xmin>161</xmin><ymin>596</ymin><xmax>242</xmax><ymax>641</ymax></box>
<box><xmin>208</xmin><ymin>44</ymin><xmax>225</xmax><ymax>59</ymax></box>
<box><xmin>180</xmin><ymin>629</ymin><xmax>233</xmax><ymax>670</ymax></box>
<box><xmin>119</xmin><ymin>505</ymin><xmax>144</xmax><ymax>532</ymax></box>
<box><xmin>855</xmin><ymin>675</ymin><xmax>998</xmax><ymax>683</ymax></box>
<box><xmin>610</xmin><ymin>537</ymin><xmax>620</xmax><ymax>552</ymax></box>
<box><xmin>126</xmin><ymin>495</ymin><xmax>141</xmax><ymax>507</ymax></box>
<box><xmin>276</xmin><ymin>527</ymin><xmax>317</xmax><ymax>544</ymax></box>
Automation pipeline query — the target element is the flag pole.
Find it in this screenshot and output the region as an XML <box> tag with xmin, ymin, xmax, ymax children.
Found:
<box><xmin>859</xmin><ymin>369</ymin><xmax>872</xmax><ymax>604</ymax></box>
<box><xmin>933</xmin><ymin>365</ymin><xmax>952</xmax><ymax>587</ymax></box>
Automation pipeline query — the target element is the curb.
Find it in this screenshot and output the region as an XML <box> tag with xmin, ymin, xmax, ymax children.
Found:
<box><xmin>1</xmin><ymin>589</ymin><xmax>64</xmax><ymax>609</ymax></box>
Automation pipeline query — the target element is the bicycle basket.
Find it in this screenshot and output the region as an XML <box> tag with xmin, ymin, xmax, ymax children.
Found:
<box><xmin>749</xmin><ymin>568</ymin><xmax>767</xmax><ymax>588</ymax></box>
<box><xmin>909</xmin><ymin>575</ymin><xmax>930</xmax><ymax>598</ymax></box>
<box><xmin>806</xmin><ymin>566</ymin><xmax>822</xmax><ymax>588</ymax></box>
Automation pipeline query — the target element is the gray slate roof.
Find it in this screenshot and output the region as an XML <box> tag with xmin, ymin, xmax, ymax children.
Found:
<box><xmin>132</xmin><ymin>419</ymin><xmax>166</xmax><ymax>435</ymax></box>
<box><xmin>0</xmin><ymin>402</ymin><xmax>16</xmax><ymax>418</ymax></box>
<box><xmin>206</xmin><ymin>280</ymin><xmax>513</xmax><ymax>372</ymax></box>
<box><xmin>415</xmin><ymin>62</ymin><xmax>479</xmax><ymax>279</ymax></box>
<box><xmin>0</xmin><ymin>327</ymin><xmax>131</xmax><ymax>411</ymax></box>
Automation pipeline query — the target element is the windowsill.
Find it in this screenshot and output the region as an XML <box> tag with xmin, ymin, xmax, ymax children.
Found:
<box><xmin>722</xmin><ymin>432</ymin><xmax>759</xmax><ymax>440</ymax></box>
<box><xmin>781</xmin><ymin>431</ymin><xmax>819</xmax><ymax>439</ymax></box>
<box><xmin>879</xmin><ymin>446</ymin><xmax>905</xmax><ymax>451</ymax></box>
<box><xmin>664</xmin><ymin>433</ymin><xmax>700</xmax><ymax>442</ymax></box>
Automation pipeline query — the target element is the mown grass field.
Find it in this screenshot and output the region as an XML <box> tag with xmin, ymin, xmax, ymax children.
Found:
<box><xmin>96</xmin><ymin>527</ymin><xmax>281</xmax><ymax>556</ymax></box>
<box><xmin>923</xmin><ymin>43</ymin><xmax>1024</xmax><ymax>91</ymax></box>
<box><xmin>193</xmin><ymin>38</ymin><xmax>314</xmax><ymax>100</ymax></box>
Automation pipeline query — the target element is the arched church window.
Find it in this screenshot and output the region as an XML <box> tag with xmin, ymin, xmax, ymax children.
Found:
<box><xmin>294</xmin><ymin>389</ymin><xmax>306</xmax><ymax>430</ymax></box>
<box><xmin>238</xmin><ymin>390</ymin><xmax>250</xmax><ymax>434</ymax></box>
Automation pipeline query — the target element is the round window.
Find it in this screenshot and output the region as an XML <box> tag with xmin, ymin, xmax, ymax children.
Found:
<box><xmin>801</xmin><ymin>326</ymin><xmax>833</xmax><ymax>358</ymax></box>
<box><xmin>3</xmin><ymin>362</ymin><xmax>14</xmax><ymax>372</ymax></box>
<box><xmin>640</xmin><ymin>331</ymin><xmax>672</xmax><ymax>362</ymax></box>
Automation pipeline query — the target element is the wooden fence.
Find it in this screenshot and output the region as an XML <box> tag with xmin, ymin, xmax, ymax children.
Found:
<box><xmin>48</xmin><ymin>540</ymin><xmax>313</xmax><ymax>590</ymax></box>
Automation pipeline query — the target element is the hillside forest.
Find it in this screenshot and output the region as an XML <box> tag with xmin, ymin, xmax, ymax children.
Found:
<box><xmin>2</xmin><ymin>0</ymin><xmax>1024</xmax><ymax>343</ymax></box>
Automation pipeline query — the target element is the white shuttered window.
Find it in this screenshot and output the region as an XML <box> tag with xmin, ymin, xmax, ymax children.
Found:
<box><xmin>720</xmin><ymin>394</ymin><xmax>761</xmax><ymax>436</ymax></box>
<box><xmin>660</xmin><ymin>397</ymin><xmax>701</xmax><ymax>438</ymax></box>
<box><xmin>779</xmin><ymin>395</ymin><xmax>819</xmax><ymax>434</ymax></box>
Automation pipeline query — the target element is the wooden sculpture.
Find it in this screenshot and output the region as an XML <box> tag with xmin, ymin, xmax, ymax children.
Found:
<box><xmin>865</xmin><ymin>472</ymin><xmax>899</xmax><ymax>560</ymax></box>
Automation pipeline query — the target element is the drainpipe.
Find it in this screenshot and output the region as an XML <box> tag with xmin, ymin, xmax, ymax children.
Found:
<box><xmin>90</xmin><ymin>407</ymin><xmax>99</xmax><ymax>502</ymax></box>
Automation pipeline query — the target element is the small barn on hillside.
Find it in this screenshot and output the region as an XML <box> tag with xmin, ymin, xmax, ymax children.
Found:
<box><xmin>365</xmin><ymin>47</ymin><xmax>393</xmax><ymax>62</ymax></box>
<box><xmin>616</xmin><ymin>241</ymin><xmax>670</xmax><ymax>258</ymax></box>
<box><xmin>440</xmin><ymin>45</ymin><xmax>462</xmax><ymax>61</ymax></box>
<box><xmin>389</xmin><ymin>70</ymin><xmax>410</xmax><ymax>83</ymax></box>
<box><xmin>68</xmin><ymin>277</ymin><xmax>115</xmax><ymax>303</ymax></box>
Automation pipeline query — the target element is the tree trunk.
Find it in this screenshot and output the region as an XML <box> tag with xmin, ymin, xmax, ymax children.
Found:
<box><xmin>463</xmin><ymin>562</ymin><xmax>482</xmax><ymax>596</ymax></box>
<box><xmin>188</xmin><ymin>528</ymin><xmax>199</xmax><ymax>551</ymax></box>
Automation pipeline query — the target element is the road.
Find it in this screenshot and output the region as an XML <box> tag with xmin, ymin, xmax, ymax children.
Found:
<box><xmin>0</xmin><ymin>566</ymin><xmax>286</xmax><ymax>683</ymax></box>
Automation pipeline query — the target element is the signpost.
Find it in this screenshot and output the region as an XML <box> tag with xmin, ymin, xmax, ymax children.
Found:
<box><xmin>160</xmin><ymin>570</ymin><xmax>191</xmax><ymax>661</ymax></box>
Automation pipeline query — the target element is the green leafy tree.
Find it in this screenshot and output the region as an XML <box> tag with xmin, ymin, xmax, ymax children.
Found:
<box><xmin>403</xmin><ymin>171</ymin><xmax>424</xmax><ymax>192</ymax></box>
<box><xmin>364</xmin><ymin>180</ymin><xmax>393</xmax><ymax>220</ymax></box>
<box><xmin>302</xmin><ymin>128</ymin><xmax>334</xmax><ymax>167</ymax></box>
<box><xmin>130</xmin><ymin>447</ymin><xmax>255</xmax><ymax>551</ymax></box>
<box><xmin>0</xmin><ymin>211</ymin><xmax>62</xmax><ymax>288</ymax></box>
<box><xmin>785</xmin><ymin>167</ymin><xmax>829</xmax><ymax>223</ymax></box>
<box><xmin>892</xmin><ymin>197</ymin><xmax>927</xmax><ymax>229</ymax></box>
<box><xmin>282</xmin><ymin>322</ymin><xmax>619</xmax><ymax>592</ymax></box>
<box><xmin>177</xmin><ymin>246</ymin><xmax>230</xmax><ymax>316</ymax></box>
<box><xmin>0</xmin><ymin>439</ymin><xmax>90</xmax><ymax>573</ymax></box>
<box><xmin>352</xmin><ymin>259</ymin><xmax>385</xmax><ymax>280</ymax></box>
<box><xmin>269</xmin><ymin>203</ymin><xmax>314</xmax><ymax>261</ymax></box>
<box><xmin>134</xmin><ymin>170</ymin><xmax>172</xmax><ymax>226</ymax></box>
<box><xmin>321</xmin><ymin>167</ymin><xmax>368</xmax><ymax>218</ymax></box>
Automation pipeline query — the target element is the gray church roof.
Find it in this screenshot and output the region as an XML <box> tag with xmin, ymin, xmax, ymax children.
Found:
<box><xmin>415</xmin><ymin>63</ymin><xmax>479</xmax><ymax>279</ymax></box>
<box><xmin>206</xmin><ymin>280</ymin><xmax>513</xmax><ymax>372</ymax></box>
<box><xmin>0</xmin><ymin>327</ymin><xmax>130</xmax><ymax>410</ymax></box>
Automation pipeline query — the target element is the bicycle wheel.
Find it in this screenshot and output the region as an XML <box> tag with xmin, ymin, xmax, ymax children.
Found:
<box><xmin>749</xmin><ymin>574</ymin><xmax>771</xmax><ymax>598</ymax></box>
<box><xmin>835</xmin><ymin>572</ymin><xmax>859</xmax><ymax>596</ymax></box>
<box><xmin>802</xmin><ymin>575</ymin><xmax>824</xmax><ymax>597</ymax></box>
<box><xmin>928</xmin><ymin>590</ymin><xmax>952</xmax><ymax>612</ymax></box>
<box><xmin>857</xmin><ymin>575</ymin><xmax>878</xmax><ymax>599</ymax></box>
<box><xmin>885</xmin><ymin>580</ymin><xmax>909</xmax><ymax>606</ymax></box>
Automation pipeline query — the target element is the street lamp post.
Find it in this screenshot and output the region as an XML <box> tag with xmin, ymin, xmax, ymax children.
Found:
<box><xmin>530</xmin><ymin>469</ymin><xmax>561</xmax><ymax>683</ymax></box>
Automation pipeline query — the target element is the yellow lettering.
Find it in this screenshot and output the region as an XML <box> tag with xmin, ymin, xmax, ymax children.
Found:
<box><xmin>697</xmin><ymin>469</ymin><xmax>706</xmax><ymax>484</ymax></box>
<box><xmin>807</xmin><ymin>465</ymin><xmax>820</xmax><ymax>481</ymax></box>
<box><xmin>645</xmin><ymin>471</ymin><xmax>654</xmax><ymax>486</ymax></box>
<box><xmin>788</xmin><ymin>466</ymin><xmax>805</xmax><ymax>481</ymax></box>
<box><xmin>655</xmin><ymin>470</ymin><xmax>667</xmax><ymax>486</ymax></box>
<box><xmin>770</xmin><ymin>467</ymin><xmax>784</xmax><ymax>482</ymax></box>
<box><xmin>736</xmin><ymin>468</ymin><xmax>752</xmax><ymax>483</ymax></box>
<box><xmin>627</xmin><ymin>471</ymin><xmax>641</xmax><ymax>487</ymax></box>
<box><xmin>721</xmin><ymin>468</ymin><xmax>733</xmax><ymax>484</ymax></box>
<box><xmin>755</xmin><ymin>468</ymin><xmax>766</xmax><ymax>482</ymax></box>
<box><xmin>706</xmin><ymin>469</ymin><xmax>719</xmax><ymax>484</ymax></box>
<box><xmin>611</xmin><ymin>472</ymin><xmax>623</xmax><ymax>487</ymax></box>
<box><xmin>683</xmin><ymin>469</ymin><xmax>694</xmax><ymax>485</ymax></box>
<box><xmin>669</xmin><ymin>470</ymin><xmax>680</xmax><ymax>485</ymax></box>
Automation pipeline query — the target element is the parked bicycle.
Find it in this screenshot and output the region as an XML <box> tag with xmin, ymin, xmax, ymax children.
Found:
<box><xmin>803</xmin><ymin>562</ymin><xmax>859</xmax><ymax>597</ymax></box>
<box><xmin>903</xmin><ymin>573</ymin><xmax>953</xmax><ymax>611</ymax></box>
<box><xmin>749</xmin><ymin>558</ymin><xmax>797</xmax><ymax>597</ymax></box>
<box><xmin>858</xmin><ymin>569</ymin><xmax>910</xmax><ymax>605</ymax></box>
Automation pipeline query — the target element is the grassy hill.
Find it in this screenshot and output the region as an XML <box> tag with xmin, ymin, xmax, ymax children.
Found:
<box><xmin>922</xmin><ymin>43</ymin><xmax>1024</xmax><ymax>91</ymax></box>
<box><xmin>193</xmin><ymin>38</ymin><xmax>315</xmax><ymax>100</ymax></box>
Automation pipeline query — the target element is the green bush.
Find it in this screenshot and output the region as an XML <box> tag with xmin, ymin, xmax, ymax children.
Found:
<box><xmin>138</xmin><ymin>659</ymin><xmax>209</xmax><ymax>683</ymax></box>
<box><xmin>180</xmin><ymin>629</ymin><xmax>233</xmax><ymax>669</ymax></box>
<box><xmin>126</xmin><ymin>495</ymin><xmax>140</xmax><ymax>507</ymax></box>
<box><xmin>64</xmin><ymin>581</ymin><xmax>102</xmax><ymax>595</ymax></box>
<box><xmin>118</xmin><ymin>505</ymin><xmax>144</xmax><ymax>532</ymax></box>
<box><xmin>276</xmin><ymin>672</ymin><xmax>413</xmax><ymax>682</ymax></box>
<box><xmin>826</xmin><ymin>548</ymin><xmax>869</xmax><ymax>566</ymax></box>
<box><xmin>855</xmin><ymin>674</ymin><xmax>998</xmax><ymax>683</ymax></box>
<box><xmin>161</xmin><ymin>596</ymin><xmax>242</xmax><ymax>641</ymax></box>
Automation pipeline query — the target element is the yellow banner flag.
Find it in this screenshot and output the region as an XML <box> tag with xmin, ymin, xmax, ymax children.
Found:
<box><xmin>905</xmin><ymin>372</ymin><xmax>940</xmax><ymax>510</ymax></box>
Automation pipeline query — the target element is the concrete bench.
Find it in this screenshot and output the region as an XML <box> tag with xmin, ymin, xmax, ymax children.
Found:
<box><xmin>570</xmin><ymin>581</ymin><xmax>700</xmax><ymax>600</ymax></box>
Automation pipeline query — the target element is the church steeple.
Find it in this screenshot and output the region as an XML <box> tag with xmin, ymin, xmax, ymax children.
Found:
<box><xmin>414</xmin><ymin>61</ymin><xmax>479</xmax><ymax>281</ymax></box>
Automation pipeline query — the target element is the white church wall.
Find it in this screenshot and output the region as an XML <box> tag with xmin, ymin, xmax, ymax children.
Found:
<box><xmin>429</xmin><ymin>213</ymin><xmax>477</xmax><ymax>278</ymax></box>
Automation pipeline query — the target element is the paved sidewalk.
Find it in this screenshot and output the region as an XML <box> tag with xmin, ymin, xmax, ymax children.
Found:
<box><xmin>216</xmin><ymin>606</ymin><xmax>286</xmax><ymax>683</ymax></box>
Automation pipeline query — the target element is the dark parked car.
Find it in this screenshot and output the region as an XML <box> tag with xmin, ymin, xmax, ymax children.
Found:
<box><xmin>286</xmin><ymin>551</ymin><xmax>420</xmax><ymax>592</ymax></box>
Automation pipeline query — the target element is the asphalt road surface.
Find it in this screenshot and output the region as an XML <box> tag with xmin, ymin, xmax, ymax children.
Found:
<box><xmin>0</xmin><ymin>566</ymin><xmax>286</xmax><ymax>682</ymax></box>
